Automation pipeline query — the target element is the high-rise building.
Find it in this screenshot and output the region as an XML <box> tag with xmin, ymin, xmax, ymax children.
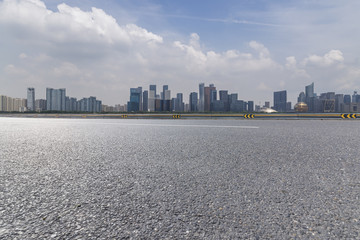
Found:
<box><xmin>274</xmin><ymin>90</ymin><xmax>287</xmax><ymax>112</ymax></box>
<box><xmin>150</xmin><ymin>85</ymin><xmax>157</xmax><ymax>96</ymax></box>
<box><xmin>46</xmin><ymin>88</ymin><xmax>66</xmax><ymax>111</ymax></box>
<box><xmin>198</xmin><ymin>83</ymin><xmax>205</xmax><ymax>112</ymax></box>
<box><xmin>298</xmin><ymin>92</ymin><xmax>306</xmax><ymax>103</ymax></box>
<box><xmin>143</xmin><ymin>90</ymin><xmax>148</xmax><ymax>112</ymax></box>
<box><xmin>248</xmin><ymin>101</ymin><xmax>254</xmax><ymax>112</ymax></box>
<box><xmin>189</xmin><ymin>92</ymin><xmax>198</xmax><ymax>112</ymax></box>
<box><xmin>34</xmin><ymin>99</ymin><xmax>45</xmax><ymax>112</ymax></box>
<box><xmin>175</xmin><ymin>93</ymin><xmax>184</xmax><ymax>112</ymax></box>
<box><xmin>148</xmin><ymin>92</ymin><xmax>155</xmax><ymax>111</ymax></box>
<box><xmin>127</xmin><ymin>87</ymin><xmax>142</xmax><ymax>112</ymax></box>
<box><xmin>344</xmin><ymin>94</ymin><xmax>351</xmax><ymax>104</ymax></box>
<box><xmin>335</xmin><ymin>94</ymin><xmax>344</xmax><ymax>112</ymax></box>
<box><xmin>0</xmin><ymin>95</ymin><xmax>7</xmax><ymax>111</ymax></box>
<box><xmin>352</xmin><ymin>91</ymin><xmax>360</xmax><ymax>103</ymax></box>
<box><xmin>0</xmin><ymin>95</ymin><xmax>27</xmax><ymax>112</ymax></box>
<box><xmin>204</xmin><ymin>84</ymin><xmax>216</xmax><ymax>111</ymax></box>
<box><xmin>164</xmin><ymin>89</ymin><xmax>171</xmax><ymax>100</ymax></box>
<box><xmin>305</xmin><ymin>82</ymin><xmax>314</xmax><ymax>98</ymax></box>
<box><xmin>162</xmin><ymin>85</ymin><xmax>168</xmax><ymax>100</ymax></box>
<box><xmin>219</xmin><ymin>90</ymin><xmax>229</xmax><ymax>111</ymax></box>
<box><xmin>27</xmin><ymin>88</ymin><xmax>35</xmax><ymax>111</ymax></box>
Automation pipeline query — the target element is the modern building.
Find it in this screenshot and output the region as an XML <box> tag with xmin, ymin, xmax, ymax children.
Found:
<box><xmin>218</xmin><ymin>90</ymin><xmax>229</xmax><ymax>112</ymax></box>
<box><xmin>175</xmin><ymin>93</ymin><xmax>184</xmax><ymax>112</ymax></box>
<box><xmin>35</xmin><ymin>99</ymin><xmax>47</xmax><ymax>112</ymax></box>
<box><xmin>248</xmin><ymin>101</ymin><xmax>254</xmax><ymax>112</ymax></box>
<box><xmin>46</xmin><ymin>88</ymin><xmax>66</xmax><ymax>111</ymax></box>
<box><xmin>335</xmin><ymin>94</ymin><xmax>344</xmax><ymax>112</ymax></box>
<box><xmin>148</xmin><ymin>85</ymin><xmax>156</xmax><ymax>112</ymax></box>
<box><xmin>305</xmin><ymin>82</ymin><xmax>314</xmax><ymax>98</ymax></box>
<box><xmin>189</xmin><ymin>92</ymin><xmax>198</xmax><ymax>112</ymax></box>
<box><xmin>162</xmin><ymin>85</ymin><xmax>168</xmax><ymax>100</ymax></box>
<box><xmin>352</xmin><ymin>91</ymin><xmax>360</xmax><ymax>103</ymax></box>
<box><xmin>0</xmin><ymin>95</ymin><xmax>27</xmax><ymax>112</ymax></box>
<box><xmin>198</xmin><ymin>83</ymin><xmax>205</xmax><ymax>112</ymax></box>
<box><xmin>273</xmin><ymin>90</ymin><xmax>287</xmax><ymax>112</ymax></box>
<box><xmin>127</xmin><ymin>87</ymin><xmax>142</xmax><ymax>112</ymax></box>
<box><xmin>143</xmin><ymin>90</ymin><xmax>148</xmax><ymax>112</ymax></box>
<box><xmin>27</xmin><ymin>88</ymin><xmax>35</xmax><ymax>111</ymax></box>
<box><xmin>150</xmin><ymin>85</ymin><xmax>156</xmax><ymax>96</ymax></box>
<box><xmin>204</xmin><ymin>84</ymin><xmax>216</xmax><ymax>111</ymax></box>
<box><xmin>344</xmin><ymin>94</ymin><xmax>351</xmax><ymax>104</ymax></box>
<box><xmin>298</xmin><ymin>92</ymin><xmax>305</xmax><ymax>103</ymax></box>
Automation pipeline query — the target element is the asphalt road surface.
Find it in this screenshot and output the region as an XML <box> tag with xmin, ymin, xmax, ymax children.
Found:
<box><xmin>1</xmin><ymin>118</ymin><xmax>359</xmax><ymax>239</ymax></box>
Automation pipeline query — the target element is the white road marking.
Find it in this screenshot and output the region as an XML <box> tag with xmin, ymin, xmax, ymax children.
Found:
<box><xmin>117</xmin><ymin>123</ymin><xmax>259</xmax><ymax>128</ymax></box>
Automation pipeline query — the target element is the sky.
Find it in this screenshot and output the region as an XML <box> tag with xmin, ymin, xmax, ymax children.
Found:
<box><xmin>1</xmin><ymin>0</ymin><xmax>360</xmax><ymax>106</ymax></box>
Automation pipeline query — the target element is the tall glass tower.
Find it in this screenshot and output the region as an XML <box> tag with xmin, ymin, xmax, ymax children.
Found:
<box><xmin>27</xmin><ymin>87</ymin><xmax>35</xmax><ymax>111</ymax></box>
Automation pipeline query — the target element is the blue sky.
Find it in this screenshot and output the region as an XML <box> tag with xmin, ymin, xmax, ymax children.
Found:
<box><xmin>1</xmin><ymin>0</ymin><xmax>360</xmax><ymax>105</ymax></box>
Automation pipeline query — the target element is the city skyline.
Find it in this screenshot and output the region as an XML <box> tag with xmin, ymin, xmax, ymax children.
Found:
<box><xmin>1</xmin><ymin>0</ymin><xmax>360</xmax><ymax>105</ymax></box>
<box><xmin>1</xmin><ymin>81</ymin><xmax>360</xmax><ymax>113</ymax></box>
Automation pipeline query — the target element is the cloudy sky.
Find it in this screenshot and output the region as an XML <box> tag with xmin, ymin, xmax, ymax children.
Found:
<box><xmin>1</xmin><ymin>0</ymin><xmax>360</xmax><ymax>105</ymax></box>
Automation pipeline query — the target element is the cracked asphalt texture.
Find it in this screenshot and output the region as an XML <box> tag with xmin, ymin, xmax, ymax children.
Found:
<box><xmin>1</xmin><ymin>118</ymin><xmax>360</xmax><ymax>239</ymax></box>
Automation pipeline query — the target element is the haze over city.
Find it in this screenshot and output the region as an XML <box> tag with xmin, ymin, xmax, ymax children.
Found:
<box><xmin>1</xmin><ymin>0</ymin><xmax>360</xmax><ymax>106</ymax></box>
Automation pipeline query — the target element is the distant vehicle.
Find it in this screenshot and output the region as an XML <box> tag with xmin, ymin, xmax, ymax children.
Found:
<box><xmin>260</xmin><ymin>107</ymin><xmax>277</xmax><ymax>113</ymax></box>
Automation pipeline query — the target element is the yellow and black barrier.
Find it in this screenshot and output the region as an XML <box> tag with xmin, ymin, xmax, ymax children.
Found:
<box><xmin>340</xmin><ymin>114</ymin><xmax>356</xmax><ymax>119</ymax></box>
<box><xmin>172</xmin><ymin>115</ymin><xmax>181</xmax><ymax>119</ymax></box>
<box><xmin>244</xmin><ymin>114</ymin><xmax>255</xmax><ymax>119</ymax></box>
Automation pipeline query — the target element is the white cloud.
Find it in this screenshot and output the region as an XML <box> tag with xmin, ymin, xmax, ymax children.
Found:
<box><xmin>303</xmin><ymin>50</ymin><xmax>344</xmax><ymax>67</ymax></box>
<box><xmin>249</xmin><ymin>41</ymin><xmax>270</xmax><ymax>59</ymax></box>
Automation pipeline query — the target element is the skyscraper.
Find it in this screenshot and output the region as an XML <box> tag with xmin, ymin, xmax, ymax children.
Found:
<box><xmin>46</xmin><ymin>88</ymin><xmax>66</xmax><ymax>111</ymax></box>
<box><xmin>162</xmin><ymin>85</ymin><xmax>168</xmax><ymax>100</ymax></box>
<box><xmin>143</xmin><ymin>90</ymin><xmax>148</xmax><ymax>112</ymax></box>
<box><xmin>27</xmin><ymin>87</ymin><xmax>35</xmax><ymax>111</ymax></box>
<box><xmin>298</xmin><ymin>92</ymin><xmax>306</xmax><ymax>103</ymax></box>
<box><xmin>189</xmin><ymin>92</ymin><xmax>198</xmax><ymax>112</ymax></box>
<box><xmin>127</xmin><ymin>87</ymin><xmax>142</xmax><ymax>112</ymax></box>
<box><xmin>248</xmin><ymin>101</ymin><xmax>254</xmax><ymax>112</ymax></box>
<box><xmin>175</xmin><ymin>93</ymin><xmax>184</xmax><ymax>112</ymax></box>
<box><xmin>204</xmin><ymin>84</ymin><xmax>216</xmax><ymax>111</ymax></box>
<box><xmin>274</xmin><ymin>90</ymin><xmax>287</xmax><ymax>112</ymax></box>
<box><xmin>148</xmin><ymin>85</ymin><xmax>156</xmax><ymax>112</ymax></box>
<box><xmin>150</xmin><ymin>85</ymin><xmax>157</xmax><ymax>96</ymax></box>
<box><xmin>305</xmin><ymin>82</ymin><xmax>314</xmax><ymax>98</ymax></box>
<box><xmin>198</xmin><ymin>83</ymin><xmax>205</xmax><ymax>112</ymax></box>
<box><xmin>219</xmin><ymin>90</ymin><xmax>229</xmax><ymax>111</ymax></box>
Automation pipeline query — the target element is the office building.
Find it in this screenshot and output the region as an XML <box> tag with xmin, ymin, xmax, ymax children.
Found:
<box><xmin>305</xmin><ymin>82</ymin><xmax>314</xmax><ymax>98</ymax></box>
<box><xmin>143</xmin><ymin>90</ymin><xmax>148</xmax><ymax>112</ymax></box>
<box><xmin>175</xmin><ymin>93</ymin><xmax>184</xmax><ymax>112</ymax></box>
<box><xmin>204</xmin><ymin>84</ymin><xmax>216</xmax><ymax>111</ymax></box>
<box><xmin>198</xmin><ymin>83</ymin><xmax>205</xmax><ymax>111</ymax></box>
<box><xmin>248</xmin><ymin>101</ymin><xmax>254</xmax><ymax>112</ymax></box>
<box><xmin>127</xmin><ymin>87</ymin><xmax>142</xmax><ymax>112</ymax></box>
<box><xmin>274</xmin><ymin>90</ymin><xmax>287</xmax><ymax>112</ymax></box>
<box><xmin>189</xmin><ymin>92</ymin><xmax>198</xmax><ymax>112</ymax></box>
<box><xmin>218</xmin><ymin>90</ymin><xmax>229</xmax><ymax>112</ymax></box>
<box><xmin>344</xmin><ymin>95</ymin><xmax>351</xmax><ymax>104</ymax></box>
<box><xmin>162</xmin><ymin>85</ymin><xmax>168</xmax><ymax>100</ymax></box>
<box><xmin>298</xmin><ymin>92</ymin><xmax>305</xmax><ymax>103</ymax></box>
<box><xmin>352</xmin><ymin>91</ymin><xmax>360</xmax><ymax>103</ymax></box>
<box><xmin>27</xmin><ymin>88</ymin><xmax>35</xmax><ymax>111</ymax></box>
